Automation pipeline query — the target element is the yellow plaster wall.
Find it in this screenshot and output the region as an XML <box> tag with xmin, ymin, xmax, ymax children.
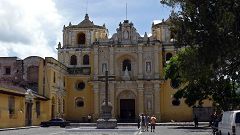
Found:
<box><xmin>160</xmin><ymin>80</ymin><xmax>193</xmax><ymax>122</ymax></box>
<box><xmin>65</xmin><ymin>77</ymin><xmax>94</xmax><ymax>121</ymax></box>
<box><xmin>31</xmin><ymin>100</ymin><xmax>51</xmax><ymax>126</ymax></box>
<box><xmin>0</xmin><ymin>94</ymin><xmax>25</xmax><ymax>128</ymax></box>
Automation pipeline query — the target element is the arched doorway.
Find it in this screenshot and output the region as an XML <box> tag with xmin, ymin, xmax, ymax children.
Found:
<box><xmin>118</xmin><ymin>90</ymin><xmax>136</xmax><ymax>122</ymax></box>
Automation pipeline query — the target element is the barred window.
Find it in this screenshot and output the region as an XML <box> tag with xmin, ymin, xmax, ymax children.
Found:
<box><xmin>8</xmin><ymin>96</ymin><xmax>15</xmax><ymax>117</ymax></box>
<box><xmin>36</xmin><ymin>101</ymin><xmax>40</xmax><ymax>118</ymax></box>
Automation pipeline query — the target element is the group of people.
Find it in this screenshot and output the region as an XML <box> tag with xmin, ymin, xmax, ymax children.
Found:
<box><xmin>138</xmin><ymin>113</ymin><xmax>157</xmax><ymax>132</ymax></box>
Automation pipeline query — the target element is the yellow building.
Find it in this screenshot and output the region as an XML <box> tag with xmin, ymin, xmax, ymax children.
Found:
<box><xmin>56</xmin><ymin>15</ymin><xmax>212</xmax><ymax>122</ymax></box>
<box><xmin>0</xmin><ymin>56</ymin><xmax>51</xmax><ymax>128</ymax></box>
<box><xmin>0</xmin><ymin>15</ymin><xmax>212</xmax><ymax>128</ymax></box>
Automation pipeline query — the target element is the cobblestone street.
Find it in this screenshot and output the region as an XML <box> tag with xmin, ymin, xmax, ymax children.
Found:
<box><xmin>0</xmin><ymin>126</ymin><xmax>212</xmax><ymax>135</ymax></box>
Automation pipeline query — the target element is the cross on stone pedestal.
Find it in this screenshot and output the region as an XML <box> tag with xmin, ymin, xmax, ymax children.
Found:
<box><xmin>96</xmin><ymin>71</ymin><xmax>117</xmax><ymax>129</ymax></box>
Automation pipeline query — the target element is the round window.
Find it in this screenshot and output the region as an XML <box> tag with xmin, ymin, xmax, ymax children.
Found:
<box><xmin>172</xmin><ymin>98</ymin><xmax>180</xmax><ymax>106</ymax></box>
<box><xmin>76</xmin><ymin>98</ymin><xmax>84</xmax><ymax>107</ymax></box>
<box><xmin>76</xmin><ymin>81</ymin><xmax>85</xmax><ymax>90</ymax></box>
<box><xmin>171</xmin><ymin>79</ymin><xmax>180</xmax><ymax>89</ymax></box>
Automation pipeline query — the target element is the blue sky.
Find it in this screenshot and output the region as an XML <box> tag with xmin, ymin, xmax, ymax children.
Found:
<box><xmin>0</xmin><ymin>0</ymin><xmax>171</xmax><ymax>59</ymax></box>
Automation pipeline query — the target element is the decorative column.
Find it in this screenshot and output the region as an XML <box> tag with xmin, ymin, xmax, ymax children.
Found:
<box><xmin>93</xmin><ymin>83</ymin><xmax>100</xmax><ymax>119</ymax></box>
<box><xmin>137</xmin><ymin>81</ymin><xmax>144</xmax><ymax>113</ymax></box>
<box><xmin>109</xmin><ymin>47</ymin><xmax>114</xmax><ymax>75</ymax></box>
<box><xmin>25</xmin><ymin>89</ymin><xmax>34</xmax><ymax>126</ymax></box>
<box><xmin>93</xmin><ymin>46</ymin><xmax>99</xmax><ymax>80</ymax></box>
<box><xmin>159</xmin><ymin>46</ymin><xmax>164</xmax><ymax>79</ymax></box>
<box><xmin>154</xmin><ymin>45</ymin><xmax>160</xmax><ymax>79</ymax></box>
<box><xmin>154</xmin><ymin>82</ymin><xmax>161</xmax><ymax>121</ymax></box>
<box><xmin>109</xmin><ymin>82</ymin><xmax>115</xmax><ymax>117</ymax></box>
<box><xmin>138</xmin><ymin>45</ymin><xmax>143</xmax><ymax>79</ymax></box>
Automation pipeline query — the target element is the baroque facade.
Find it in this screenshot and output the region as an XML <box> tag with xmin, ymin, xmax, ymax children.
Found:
<box><xmin>0</xmin><ymin>14</ymin><xmax>212</xmax><ymax>128</ymax></box>
<box><xmin>57</xmin><ymin>14</ymin><xmax>211</xmax><ymax>122</ymax></box>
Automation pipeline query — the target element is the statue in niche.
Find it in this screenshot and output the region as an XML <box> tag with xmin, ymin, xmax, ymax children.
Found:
<box><xmin>147</xmin><ymin>100</ymin><xmax>152</xmax><ymax>110</ymax></box>
<box><xmin>146</xmin><ymin>62</ymin><xmax>151</xmax><ymax>73</ymax></box>
<box><xmin>122</xmin><ymin>66</ymin><xmax>130</xmax><ymax>81</ymax></box>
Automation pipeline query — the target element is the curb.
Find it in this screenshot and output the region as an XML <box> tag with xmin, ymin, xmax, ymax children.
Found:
<box><xmin>0</xmin><ymin>126</ymin><xmax>39</xmax><ymax>131</ymax></box>
<box><xmin>69</xmin><ymin>122</ymin><xmax>209</xmax><ymax>127</ymax></box>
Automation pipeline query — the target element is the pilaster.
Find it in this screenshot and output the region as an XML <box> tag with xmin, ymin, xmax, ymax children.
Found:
<box><xmin>109</xmin><ymin>47</ymin><xmax>114</xmax><ymax>75</ymax></box>
<box><xmin>93</xmin><ymin>83</ymin><xmax>100</xmax><ymax>119</ymax></box>
<box><xmin>138</xmin><ymin>45</ymin><xmax>143</xmax><ymax>79</ymax></box>
<box><xmin>159</xmin><ymin>46</ymin><xmax>164</xmax><ymax>79</ymax></box>
<box><xmin>109</xmin><ymin>82</ymin><xmax>115</xmax><ymax>117</ymax></box>
<box><xmin>137</xmin><ymin>81</ymin><xmax>144</xmax><ymax>113</ymax></box>
<box><xmin>154</xmin><ymin>83</ymin><xmax>161</xmax><ymax>121</ymax></box>
<box><xmin>154</xmin><ymin>45</ymin><xmax>160</xmax><ymax>79</ymax></box>
<box><xmin>93</xmin><ymin>47</ymin><xmax>99</xmax><ymax>80</ymax></box>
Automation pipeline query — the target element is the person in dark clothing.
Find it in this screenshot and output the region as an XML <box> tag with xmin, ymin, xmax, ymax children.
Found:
<box><xmin>193</xmin><ymin>115</ymin><xmax>198</xmax><ymax>128</ymax></box>
<box><xmin>137</xmin><ymin>116</ymin><xmax>140</xmax><ymax>129</ymax></box>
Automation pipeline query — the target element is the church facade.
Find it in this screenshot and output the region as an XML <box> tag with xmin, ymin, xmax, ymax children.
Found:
<box><xmin>0</xmin><ymin>14</ymin><xmax>212</xmax><ymax>128</ymax></box>
<box><xmin>57</xmin><ymin>14</ymin><xmax>212</xmax><ymax>122</ymax></box>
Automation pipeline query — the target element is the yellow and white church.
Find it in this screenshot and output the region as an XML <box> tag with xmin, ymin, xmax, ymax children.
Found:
<box><xmin>0</xmin><ymin>14</ymin><xmax>212</xmax><ymax>128</ymax></box>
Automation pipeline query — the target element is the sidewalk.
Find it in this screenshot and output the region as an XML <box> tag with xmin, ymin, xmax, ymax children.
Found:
<box><xmin>69</xmin><ymin>122</ymin><xmax>209</xmax><ymax>127</ymax></box>
<box><xmin>0</xmin><ymin>126</ymin><xmax>39</xmax><ymax>131</ymax></box>
<box><xmin>0</xmin><ymin>122</ymin><xmax>210</xmax><ymax>131</ymax></box>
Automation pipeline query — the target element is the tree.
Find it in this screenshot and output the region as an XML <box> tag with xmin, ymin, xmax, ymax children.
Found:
<box><xmin>161</xmin><ymin>0</ymin><xmax>240</xmax><ymax>110</ymax></box>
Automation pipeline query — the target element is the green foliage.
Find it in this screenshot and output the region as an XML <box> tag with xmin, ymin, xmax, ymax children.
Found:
<box><xmin>162</xmin><ymin>0</ymin><xmax>240</xmax><ymax>110</ymax></box>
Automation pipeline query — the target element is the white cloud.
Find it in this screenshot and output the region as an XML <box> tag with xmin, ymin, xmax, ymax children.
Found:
<box><xmin>153</xmin><ymin>20</ymin><xmax>162</xmax><ymax>25</ymax></box>
<box><xmin>0</xmin><ymin>0</ymin><xmax>63</xmax><ymax>59</ymax></box>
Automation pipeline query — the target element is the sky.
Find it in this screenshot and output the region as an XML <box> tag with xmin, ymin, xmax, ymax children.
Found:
<box><xmin>0</xmin><ymin>0</ymin><xmax>172</xmax><ymax>59</ymax></box>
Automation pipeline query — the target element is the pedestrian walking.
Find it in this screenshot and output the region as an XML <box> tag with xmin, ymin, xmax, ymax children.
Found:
<box><xmin>144</xmin><ymin>114</ymin><xmax>150</xmax><ymax>131</ymax></box>
<box><xmin>137</xmin><ymin>116</ymin><xmax>140</xmax><ymax>129</ymax></box>
<box><xmin>140</xmin><ymin>113</ymin><xmax>145</xmax><ymax>132</ymax></box>
<box><xmin>193</xmin><ymin>114</ymin><xmax>198</xmax><ymax>128</ymax></box>
<box><xmin>150</xmin><ymin>115</ymin><xmax>156</xmax><ymax>132</ymax></box>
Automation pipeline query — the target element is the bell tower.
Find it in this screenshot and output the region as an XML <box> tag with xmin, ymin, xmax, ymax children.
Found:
<box><xmin>57</xmin><ymin>14</ymin><xmax>108</xmax><ymax>67</ymax></box>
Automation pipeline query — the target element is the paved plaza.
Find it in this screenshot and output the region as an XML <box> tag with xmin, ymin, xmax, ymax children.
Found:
<box><xmin>0</xmin><ymin>126</ymin><xmax>212</xmax><ymax>135</ymax></box>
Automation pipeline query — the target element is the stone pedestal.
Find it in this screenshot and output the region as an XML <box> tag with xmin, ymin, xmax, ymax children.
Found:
<box><xmin>96</xmin><ymin>101</ymin><xmax>117</xmax><ymax>129</ymax></box>
<box><xmin>96</xmin><ymin>118</ymin><xmax>117</xmax><ymax>129</ymax></box>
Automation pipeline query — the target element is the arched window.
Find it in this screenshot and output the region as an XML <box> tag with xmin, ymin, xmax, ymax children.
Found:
<box><xmin>77</xmin><ymin>33</ymin><xmax>86</xmax><ymax>44</ymax></box>
<box><xmin>75</xmin><ymin>97</ymin><xmax>84</xmax><ymax>108</ymax></box>
<box><xmin>70</xmin><ymin>55</ymin><xmax>77</xmax><ymax>65</ymax></box>
<box><xmin>122</xmin><ymin>59</ymin><xmax>131</xmax><ymax>71</ymax></box>
<box><xmin>83</xmin><ymin>55</ymin><xmax>89</xmax><ymax>65</ymax></box>
<box><xmin>166</xmin><ymin>53</ymin><xmax>173</xmax><ymax>61</ymax></box>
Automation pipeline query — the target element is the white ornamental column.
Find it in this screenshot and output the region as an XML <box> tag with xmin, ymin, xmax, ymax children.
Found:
<box><xmin>109</xmin><ymin>82</ymin><xmax>115</xmax><ymax>117</ymax></box>
<box><xmin>137</xmin><ymin>81</ymin><xmax>144</xmax><ymax>114</ymax></box>
<box><xmin>154</xmin><ymin>82</ymin><xmax>161</xmax><ymax>121</ymax></box>
<box><xmin>93</xmin><ymin>83</ymin><xmax>100</xmax><ymax>120</ymax></box>
<box><xmin>109</xmin><ymin>47</ymin><xmax>114</xmax><ymax>75</ymax></box>
<box><xmin>93</xmin><ymin>46</ymin><xmax>99</xmax><ymax>80</ymax></box>
<box><xmin>138</xmin><ymin>45</ymin><xmax>143</xmax><ymax>79</ymax></box>
<box><xmin>154</xmin><ymin>45</ymin><xmax>160</xmax><ymax>79</ymax></box>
